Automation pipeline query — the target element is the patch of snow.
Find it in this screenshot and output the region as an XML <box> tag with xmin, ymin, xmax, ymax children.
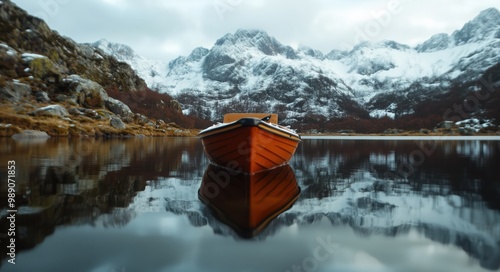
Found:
<box><xmin>370</xmin><ymin>110</ymin><xmax>395</xmax><ymax>119</ymax></box>
<box><xmin>21</xmin><ymin>53</ymin><xmax>47</xmax><ymax>62</ymax></box>
<box><xmin>1</xmin><ymin>43</ymin><xmax>18</xmax><ymax>56</ymax></box>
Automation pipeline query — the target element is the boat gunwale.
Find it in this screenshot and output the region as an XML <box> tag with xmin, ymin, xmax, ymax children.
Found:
<box><xmin>198</xmin><ymin>118</ymin><xmax>301</xmax><ymax>142</ymax></box>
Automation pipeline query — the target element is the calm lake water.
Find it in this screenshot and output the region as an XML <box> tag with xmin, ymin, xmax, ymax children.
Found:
<box><xmin>1</xmin><ymin>136</ymin><xmax>500</xmax><ymax>272</ymax></box>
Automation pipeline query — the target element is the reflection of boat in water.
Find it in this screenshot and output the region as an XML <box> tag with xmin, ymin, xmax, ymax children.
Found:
<box><xmin>198</xmin><ymin>113</ymin><xmax>301</xmax><ymax>174</ymax></box>
<box><xmin>198</xmin><ymin>163</ymin><xmax>300</xmax><ymax>238</ymax></box>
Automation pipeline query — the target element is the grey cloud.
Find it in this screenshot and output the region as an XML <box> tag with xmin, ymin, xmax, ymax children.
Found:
<box><xmin>10</xmin><ymin>0</ymin><xmax>500</xmax><ymax>61</ymax></box>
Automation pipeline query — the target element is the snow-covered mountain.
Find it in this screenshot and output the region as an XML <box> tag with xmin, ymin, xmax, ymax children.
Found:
<box><xmin>92</xmin><ymin>8</ymin><xmax>500</xmax><ymax>124</ymax></box>
<box><xmin>92</xmin><ymin>39</ymin><xmax>171</xmax><ymax>92</ymax></box>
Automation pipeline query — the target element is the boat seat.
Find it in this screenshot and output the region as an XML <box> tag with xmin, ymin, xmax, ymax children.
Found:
<box><xmin>223</xmin><ymin>113</ymin><xmax>278</xmax><ymax>124</ymax></box>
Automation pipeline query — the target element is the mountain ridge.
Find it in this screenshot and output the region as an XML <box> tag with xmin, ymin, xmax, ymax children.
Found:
<box><xmin>93</xmin><ymin>7</ymin><xmax>500</xmax><ymax>131</ymax></box>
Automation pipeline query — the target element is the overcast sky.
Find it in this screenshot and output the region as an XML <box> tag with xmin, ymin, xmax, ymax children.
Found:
<box><xmin>10</xmin><ymin>0</ymin><xmax>500</xmax><ymax>62</ymax></box>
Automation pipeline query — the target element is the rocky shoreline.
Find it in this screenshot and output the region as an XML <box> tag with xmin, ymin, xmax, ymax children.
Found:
<box><xmin>0</xmin><ymin>100</ymin><xmax>198</xmax><ymax>138</ymax></box>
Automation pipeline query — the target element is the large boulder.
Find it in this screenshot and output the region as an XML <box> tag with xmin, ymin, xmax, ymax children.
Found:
<box><xmin>22</xmin><ymin>53</ymin><xmax>61</xmax><ymax>81</ymax></box>
<box><xmin>31</xmin><ymin>104</ymin><xmax>69</xmax><ymax>118</ymax></box>
<box><xmin>61</xmin><ymin>75</ymin><xmax>109</xmax><ymax>108</ymax></box>
<box><xmin>12</xmin><ymin>130</ymin><xmax>50</xmax><ymax>139</ymax></box>
<box><xmin>105</xmin><ymin>97</ymin><xmax>133</xmax><ymax>118</ymax></box>
<box><xmin>61</xmin><ymin>75</ymin><xmax>134</xmax><ymax>119</ymax></box>
<box><xmin>0</xmin><ymin>81</ymin><xmax>31</xmax><ymax>102</ymax></box>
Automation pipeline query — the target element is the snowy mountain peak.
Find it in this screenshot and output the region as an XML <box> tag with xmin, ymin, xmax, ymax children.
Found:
<box><xmin>188</xmin><ymin>47</ymin><xmax>210</xmax><ymax>62</ymax></box>
<box><xmin>325</xmin><ymin>49</ymin><xmax>349</xmax><ymax>61</ymax></box>
<box><xmin>415</xmin><ymin>33</ymin><xmax>452</xmax><ymax>53</ymax></box>
<box><xmin>476</xmin><ymin>7</ymin><xmax>500</xmax><ymax>23</ymax></box>
<box><xmin>298</xmin><ymin>46</ymin><xmax>325</xmax><ymax>59</ymax></box>
<box><xmin>350</xmin><ymin>40</ymin><xmax>410</xmax><ymax>53</ymax></box>
<box><xmin>452</xmin><ymin>7</ymin><xmax>500</xmax><ymax>45</ymax></box>
<box><xmin>213</xmin><ymin>29</ymin><xmax>294</xmax><ymax>57</ymax></box>
<box><xmin>168</xmin><ymin>47</ymin><xmax>209</xmax><ymax>70</ymax></box>
<box><xmin>416</xmin><ymin>8</ymin><xmax>499</xmax><ymax>52</ymax></box>
<box><xmin>92</xmin><ymin>39</ymin><xmax>140</xmax><ymax>62</ymax></box>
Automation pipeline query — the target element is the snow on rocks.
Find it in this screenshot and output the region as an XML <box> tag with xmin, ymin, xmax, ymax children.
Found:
<box><xmin>21</xmin><ymin>53</ymin><xmax>48</xmax><ymax>62</ymax></box>
<box><xmin>30</xmin><ymin>104</ymin><xmax>69</xmax><ymax>118</ymax></box>
<box><xmin>0</xmin><ymin>43</ymin><xmax>17</xmax><ymax>56</ymax></box>
<box><xmin>455</xmin><ymin>118</ymin><xmax>496</xmax><ymax>134</ymax></box>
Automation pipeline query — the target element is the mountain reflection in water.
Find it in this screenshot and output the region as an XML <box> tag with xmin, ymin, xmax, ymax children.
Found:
<box><xmin>0</xmin><ymin>137</ymin><xmax>499</xmax><ymax>271</ymax></box>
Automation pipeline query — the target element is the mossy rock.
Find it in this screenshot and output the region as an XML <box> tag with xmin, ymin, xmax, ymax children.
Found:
<box><xmin>95</xmin><ymin>109</ymin><xmax>115</xmax><ymax>120</ymax></box>
<box><xmin>29</xmin><ymin>57</ymin><xmax>60</xmax><ymax>80</ymax></box>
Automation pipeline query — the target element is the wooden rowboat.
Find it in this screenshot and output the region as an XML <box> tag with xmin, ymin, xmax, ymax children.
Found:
<box><xmin>198</xmin><ymin>113</ymin><xmax>301</xmax><ymax>174</ymax></box>
<box><xmin>198</xmin><ymin>163</ymin><xmax>300</xmax><ymax>238</ymax></box>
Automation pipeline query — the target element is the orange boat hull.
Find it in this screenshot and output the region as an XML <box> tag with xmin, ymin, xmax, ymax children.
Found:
<box><xmin>198</xmin><ymin>164</ymin><xmax>300</xmax><ymax>237</ymax></box>
<box><xmin>199</xmin><ymin>118</ymin><xmax>301</xmax><ymax>174</ymax></box>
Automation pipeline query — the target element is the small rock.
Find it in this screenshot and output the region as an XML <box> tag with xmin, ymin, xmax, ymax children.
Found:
<box><xmin>80</xmin><ymin>108</ymin><xmax>99</xmax><ymax>119</ymax></box>
<box><xmin>458</xmin><ymin>127</ymin><xmax>474</xmax><ymax>135</ymax></box>
<box><xmin>36</xmin><ymin>91</ymin><xmax>50</xmax><ymax>102</ymax></box>
<box><xmin>96</xmin><ymin>110</ymin><xmax>114</xmax><ymax>120</ymax></box>
<box><xmin>135</xmin><ymin>113</ymin><xmax>149</xmax><ymax>125</ymax></box>
<box><xmin>68</xmin><ymin>108</ymin><xmax>84</xmax><ymax>116</ymax></box>
<box><xmin>384</xmin><ymin>128</ymin><xmax>402</xmax><ymax>134</ymax></box>
<box><xmin>156</xmin><ymin>119</ymin><xmax>165</xmax><ymax>126</ymax></box>
<box><xmin>54</xmin><ymin>94</ymin><xmax>68</xmax><ymax>102</ymax></box>
<box><xmin>110</xmin><ymin>117</ymin><xmax>126</xmax><ymax>130</ymax></box>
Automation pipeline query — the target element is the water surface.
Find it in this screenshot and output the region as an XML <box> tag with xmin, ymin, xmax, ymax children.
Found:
<box><xmin>1</xmin><ymin>137</ymin><xmax>499</xmax><ymax>272</ymax></box>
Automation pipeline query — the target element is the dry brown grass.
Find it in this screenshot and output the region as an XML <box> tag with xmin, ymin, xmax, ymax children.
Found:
<box><xmin>0</xmin><ymin>124</ymin><xmax>22</xmax><ymax>136</ymax></box>
<box><xmin>0</xmin><ymin>108</ymin><xmax>69</xmax><ymax>136</ymax></box>
<box><xmin>0</xmin><ymin>102</ymin><xmax>199</xmax><ymax>137</ymax></box>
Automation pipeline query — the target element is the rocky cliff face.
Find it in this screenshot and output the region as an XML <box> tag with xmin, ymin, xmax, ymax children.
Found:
<box><xmin>0</xmin><ymin>0</ymin><xmax>195</xmax><ymax>136</ymax></box>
